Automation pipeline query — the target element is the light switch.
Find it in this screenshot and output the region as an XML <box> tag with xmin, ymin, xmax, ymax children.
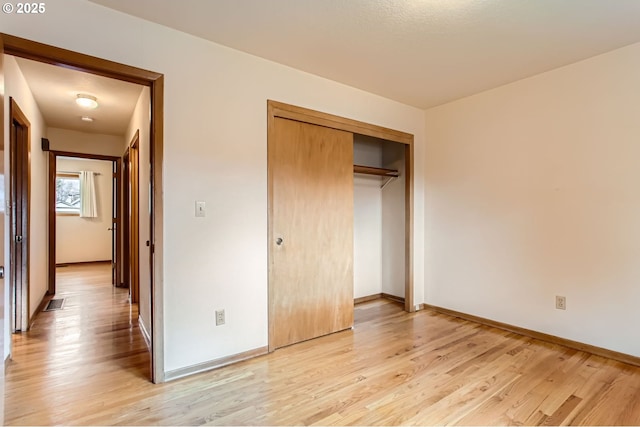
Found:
<box><xmin>195</xmin><ymin>201</ymin><xmax>206</xmax><ymax>217</ymax></box>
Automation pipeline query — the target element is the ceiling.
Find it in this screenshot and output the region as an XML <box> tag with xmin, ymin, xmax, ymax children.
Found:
<box><xmin>89</xmin><ymin>0</ymin><xmax>640</xmax><ymax>109</ymax></box>
<box><xmin>14</xmin><ymin>57</ymin><xmax>143</xmax><ymax>136</ymax></box>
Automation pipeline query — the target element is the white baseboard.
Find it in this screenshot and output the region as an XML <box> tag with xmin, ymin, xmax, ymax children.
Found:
<box><xmin>164</xmin><ymin>346</ymin><xmax>268</xmax><ymax>382</ymax></box>
<box><xmin>138</xmin><ymin>315</ymin><xmax>151</xmax><ymax>351</ymax></box>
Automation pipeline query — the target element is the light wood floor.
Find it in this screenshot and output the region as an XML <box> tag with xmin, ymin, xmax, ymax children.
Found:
<box><xmin>5</xmin><ymin>263</ymin><xmax>640</xmax><ymax>425</ymax></box>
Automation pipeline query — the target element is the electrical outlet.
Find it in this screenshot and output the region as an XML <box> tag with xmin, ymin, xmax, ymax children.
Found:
<box><xmin>555</xmin><ymin>296</ymin><xmax>566</xmax><ymax>310</ymax></box>
<box><xmin>215</xmin><ymin>309</ymin><xmax>225</xmax><ymax>326</ymax></box>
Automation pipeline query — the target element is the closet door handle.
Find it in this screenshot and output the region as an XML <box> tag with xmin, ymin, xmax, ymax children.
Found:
<box><xmin>276</xmin><ymin>237</ymin><xmax>284</xmax><ymax>246</ymax></box>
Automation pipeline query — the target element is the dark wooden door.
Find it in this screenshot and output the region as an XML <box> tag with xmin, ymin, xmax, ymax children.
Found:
<box><xmin>9</xmin><ymin>98</ymin><xmax>30</xmax><ymax>332</ymax></box>
<box><xmin>122</xmin><ymin>137</ymin><xmax>140</xmax><ymax>303</ymax></box>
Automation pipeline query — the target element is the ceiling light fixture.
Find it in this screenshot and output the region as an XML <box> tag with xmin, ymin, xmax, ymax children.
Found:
<box><xmin>76</xmin><ymin>94</ymin><xmax>98</xmax><ymax>109</ymax></box>
<box><xmin>81</xmin><ymin>116</ymin><xmax>94</xmax><ymax>122</ymax></box>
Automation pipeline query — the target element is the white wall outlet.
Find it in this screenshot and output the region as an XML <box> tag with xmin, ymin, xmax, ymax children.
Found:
<box><xmin>215</xmin><ymin>309</ymin><xmax>225</xmax><ymax>326</ymax></box>
<box><xmin>556</xmin><ymin>296</ymin><xmax>566</xmax><ymax>310</ymax></box>
<box><xmin>195</xmin><ymin>201</ymin><xmax>206</xmax><ymax>217</ymax></box>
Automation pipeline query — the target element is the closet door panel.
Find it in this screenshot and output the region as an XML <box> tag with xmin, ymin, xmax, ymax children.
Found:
<box><xmin>270</xmin><ymin>117</ymin><xmax>354</xmax><ymax>350</ymax></box>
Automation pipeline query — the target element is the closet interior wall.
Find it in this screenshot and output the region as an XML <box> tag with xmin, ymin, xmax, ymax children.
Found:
<box><xmin>353</xmin><ymin>134</ymin><xmax>406</xmax><ymax>301</ymax></box>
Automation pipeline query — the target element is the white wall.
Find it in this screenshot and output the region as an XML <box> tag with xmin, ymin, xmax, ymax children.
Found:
<box><xmin>47</xmin><ymin>128</ymin><xmax>125</xmax><ymax>157</ymax></box>
<box><xmin>4</xmin><ymin>55</ymin><xmax>48</xmax><ymax>338</ymax></box>
<box><xmin>56</xmin><ymin>158</ymin><xmax>113</xmax><ymax>264</ymax></box>
<box><xmin>424</xmin><ymin>41</ymin><xmax>640</xmax><ymax>357</ymax></box>
<box><xmin>0</xmin><ymin>0</ymin><xmax>426</xmax><ymax>374</ymax></box>
<box><xmin>125</xmin><ymin>87</ymin><xmax>152</xmax><ymax>340</ymax></box>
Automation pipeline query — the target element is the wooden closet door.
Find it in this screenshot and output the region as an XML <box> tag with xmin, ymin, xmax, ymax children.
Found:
<box><xmin>269</xmin><ymin>117</ymin><xmax>354</xmax><ymax>350</ymax></box>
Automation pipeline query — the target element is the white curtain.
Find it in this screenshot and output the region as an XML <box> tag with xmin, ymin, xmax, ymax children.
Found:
<box><xmin>79</xmin><ymin>171</ymin><xmax>98</xmax><ymax>218</ymax></box>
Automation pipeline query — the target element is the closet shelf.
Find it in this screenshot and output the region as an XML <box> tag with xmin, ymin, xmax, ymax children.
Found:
<box><xmin>353</xmin><ymin>165</ymin><xmax>400</xmax><ymax>177</ymax></box>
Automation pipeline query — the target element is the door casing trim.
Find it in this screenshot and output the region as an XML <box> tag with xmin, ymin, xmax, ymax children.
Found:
<box><xmin>0</xmin><ymin>33</ymin><xmax>165</xmax><ymax>383</ymax></box>
<box><xmin>47</xmin><ymin>151</ymin><xmax>120</xmax><ymax>296</ymax></box>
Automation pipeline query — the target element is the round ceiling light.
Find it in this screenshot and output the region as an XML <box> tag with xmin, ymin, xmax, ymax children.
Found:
<box><xmin>76</xmin><ymin>94</ymin><xmax>98</xmax><ymax>109</ymax></box>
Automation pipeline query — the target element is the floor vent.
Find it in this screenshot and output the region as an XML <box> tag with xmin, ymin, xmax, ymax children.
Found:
<box><xmin>44</xmin><ymin>298</ymin><xmax>65</xmax><ymax>311</ymax></box>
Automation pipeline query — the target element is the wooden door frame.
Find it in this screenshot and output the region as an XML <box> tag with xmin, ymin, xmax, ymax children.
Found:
<box><xmin>47</xmin><ymin>151</ymin><xmax>120</xmax><ymax>295</ymax></box>
<box><xmin>267</xmin><ymin>100</ymin><xmax>415</xmax><ymax>351</ymax></box>
<box><xmin>9</xmin><ymin>97</ymin><xmax>30</xmax><ymax>332</ymax></box>
<box><xmin>121</xmin><ymin>148</ymin><xmax>131</xmax><ymax>291</ymax></box>
<box><xmin>112</xmin><ymin>157</ymin><xmax>122</xmax><ymax>288</ymax></box>
<box><xmin>1</xmin><ymin>33</ymin><xmax>165</xmax><ymax>383</ymax></box>
<box><xmin>124</xmin><ymin>131</ymin><xmax>140</xmax><ymax>304</ymax></box>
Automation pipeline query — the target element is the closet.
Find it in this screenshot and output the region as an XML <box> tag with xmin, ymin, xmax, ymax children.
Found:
<box><xmin>268</xmin><ymin>101</ymin><xmax>412</xmax><ymax>352</ymax></box>
<box><xmin>353</xmin><ymin>135</ymin><xmax>406</xmax><ymax>304</ymax></box>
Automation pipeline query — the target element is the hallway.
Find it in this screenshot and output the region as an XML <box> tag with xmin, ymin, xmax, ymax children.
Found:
<box><xmin>5</xmin><ymin>262</ymin><xmax>150</xmax><ymax>424</ymax></box>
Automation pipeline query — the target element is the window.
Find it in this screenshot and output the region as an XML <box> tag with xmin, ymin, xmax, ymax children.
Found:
<box><xmin>56</xmin><ymin>173</ymin><xmax>81</xmax><ymax>215</ymax></box>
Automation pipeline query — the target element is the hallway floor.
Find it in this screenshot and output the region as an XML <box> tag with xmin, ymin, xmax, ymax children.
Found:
<box><xmin>5</xmin><ymin>262</ymin><xmax>150</xmax><ymax>424</ymax></box>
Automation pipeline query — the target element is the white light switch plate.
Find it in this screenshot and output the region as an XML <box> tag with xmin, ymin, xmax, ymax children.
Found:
<box><xmin>195</xmin><ymin>201</ymin><xmax>206</xmax><ymax>217</ymax></box>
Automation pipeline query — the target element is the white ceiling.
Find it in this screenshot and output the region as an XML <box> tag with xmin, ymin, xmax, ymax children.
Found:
<box><xmin>89</xmin><ymin>0</ymin><xmax>640</xmax><ymax>109</ymax></box>
<box><xmin>14</xmin><ymin>57</ymin><xmax>143</xmax><ymax>136</ymax></box>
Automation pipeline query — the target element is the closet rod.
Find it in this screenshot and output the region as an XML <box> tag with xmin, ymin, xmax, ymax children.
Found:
<box><xmin>353</xmin><ymin>164</ymin><xmax>400</xmax><ymax>177</ymax></box>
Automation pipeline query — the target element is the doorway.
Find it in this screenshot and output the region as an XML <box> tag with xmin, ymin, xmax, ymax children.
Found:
<box><xmin>0</xmin><ymin>33</ymin><xmax>165</xmax><ymax>383</ymax></box>
<box><xmin>122</xmin><ymin>132</ymin><xmax>140</xmax><ymax>303</ymax></box>
<box><xmin>48</xmin><ymin>152</ymin><xmax>121</xmax><ymax>296</ymax></box>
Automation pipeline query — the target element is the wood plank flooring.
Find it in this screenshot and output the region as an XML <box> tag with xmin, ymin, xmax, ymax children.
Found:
<box><xmin>5</xmin><ymin>263</ymin><xmax>640</xmax><ymax>425</ymax></box>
